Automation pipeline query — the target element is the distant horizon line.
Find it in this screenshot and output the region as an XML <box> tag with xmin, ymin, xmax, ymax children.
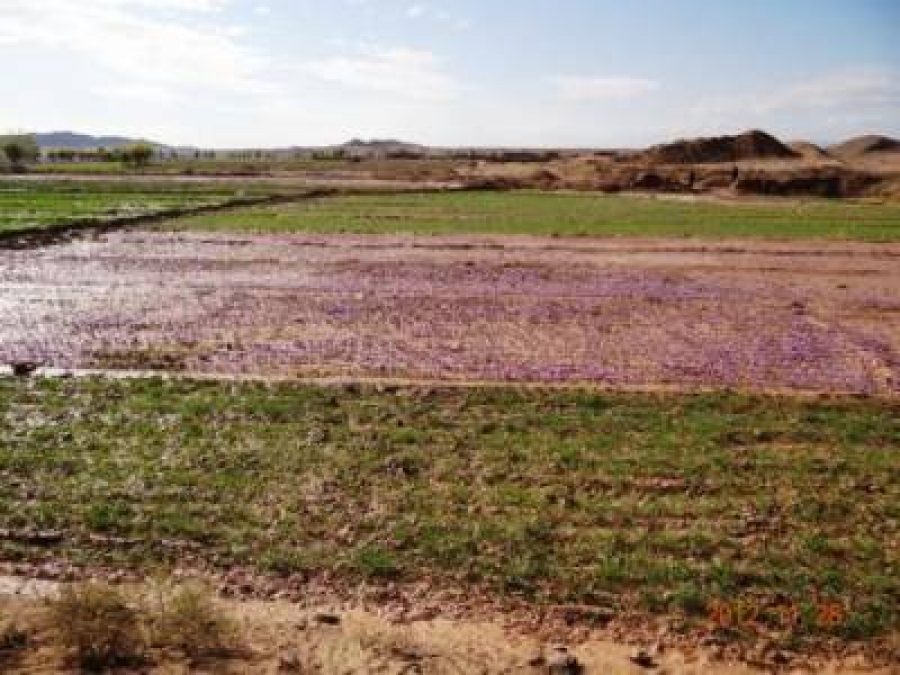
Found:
<box><xmin>8</xmin><ymin>128</ymin><xmax>898</xmax><ymax>152</ymax></box>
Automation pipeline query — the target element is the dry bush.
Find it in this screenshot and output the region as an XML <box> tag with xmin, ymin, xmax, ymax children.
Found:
<box><xmin>146</xmin><ymin>581</ymin><xmax>236</xmax><ymax>657</ymax></box>
<box><xmin>46</xmin><ymin>580</ymin><xmax>237</xmax><ymax>667</ymax></box>
<box><xmin>48</xmin><ymin>583</ymin><xmax>146</xmax><ymax>670</ymax></box>
<box><xmin>0</xmin><ymin>618</ymin><xmax>29</xmax><ymax>652</ymax></box>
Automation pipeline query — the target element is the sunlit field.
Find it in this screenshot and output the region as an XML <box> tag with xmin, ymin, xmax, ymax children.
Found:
<box><xmin>2</xmin><ymin>377</ymin><xmax>897</xmax><ymax>642</ymax></box>
<box><xmin>170</xmin><ymin>191</ymin><xmax>900</xmax><ymax>240</ymax></box>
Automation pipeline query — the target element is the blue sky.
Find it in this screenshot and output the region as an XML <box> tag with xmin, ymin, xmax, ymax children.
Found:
<box><xmin>2</xmin><ymin>0</ymin><xmax>898</xmax><ymax>147</ymax></box>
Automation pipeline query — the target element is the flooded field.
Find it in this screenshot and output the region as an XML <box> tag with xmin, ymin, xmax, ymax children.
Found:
<box><xmin>3</xmin><ymin>231</ymin><xmax>898</xmax><ymax>395</ymax></box>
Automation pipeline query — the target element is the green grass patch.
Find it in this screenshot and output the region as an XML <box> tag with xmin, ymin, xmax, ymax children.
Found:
<box><xmin>166</xmin><ymin>191</ymin><xmax>900</xmax><ymax>240</ymax></box>
<box><xmin>0</xmin><ymin>377</ymin><xmax>897</xmax><ymax>642</ymax></box>
<box><xmin>0</xmin><ymin>180</ymin><xmax>273</xmax><ymax>235</ymax></box>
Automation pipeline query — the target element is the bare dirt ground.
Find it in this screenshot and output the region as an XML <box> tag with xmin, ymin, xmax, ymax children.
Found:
<box><xmin>2</xmin><ymin>232</ymin><xmax>898</xmax><ymax>395</ymax></box>
<box><xmin>2</xmin><ymin>576</ymin><xmax>896</xmax><ymax>674</ymax></box>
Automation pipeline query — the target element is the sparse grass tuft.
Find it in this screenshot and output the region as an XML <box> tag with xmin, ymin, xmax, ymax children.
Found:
<box><xmin>146</xmin><ymin>581</ymin><xmax>235</xmax><ymax>657</ymax></box>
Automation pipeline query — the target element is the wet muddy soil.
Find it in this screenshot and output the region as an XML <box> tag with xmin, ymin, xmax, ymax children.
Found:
<box><xmin>3</xmin><ymin>233</ymin><xmax>898</xmax><ymax>395</ymax></box>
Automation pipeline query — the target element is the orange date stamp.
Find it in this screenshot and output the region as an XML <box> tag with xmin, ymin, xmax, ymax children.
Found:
<box><xmin>708</xmin><ymin>595</ymin><xmax>846</xmax><ymax>632</ymax></box>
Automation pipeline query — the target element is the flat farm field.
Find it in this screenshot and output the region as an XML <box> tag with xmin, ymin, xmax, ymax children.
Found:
<box><xmin>1</xmin><ymin>377</ymin><xmax>897</xmax><ymax>644</ymax></box>
<box><xmin>2</xmin><ymin>184</ymin><xmax>900</xmax><ymax>667</ymax></box>
<box><xmin>0</xmin><ymin>180</ymin><xmax>271</xmax><ymax>235</ymax></box>
<box><xmin>168</xmin><ymin>191</ymin><xmax>900</xmax><ymax>240</ymax></box>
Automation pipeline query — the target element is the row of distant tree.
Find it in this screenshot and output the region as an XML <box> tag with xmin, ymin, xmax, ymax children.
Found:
<box><xmin>0</xmin><ymin>134</ymin><xmax>155</xmax><ymax>169</ymax></box>
<box><xmin>44</xmin><ymin>144</ymin><xmax>154</xmax><ymax>166</ymax></box>
<box><xmin>1</xmin><ymin>133</ymin><xmax>572</xmax><ymax>169</ymax></box>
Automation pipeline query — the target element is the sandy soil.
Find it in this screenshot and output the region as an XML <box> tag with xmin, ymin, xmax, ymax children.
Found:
<box><xmin>2</xmin><ymin>576</ymin><xmax>896</xmax><ymax>674</ymax></box>
<box><xmin>2</xmin><ymin>233</ymin><xmax>898</xmax><ymax>395</ymax></box>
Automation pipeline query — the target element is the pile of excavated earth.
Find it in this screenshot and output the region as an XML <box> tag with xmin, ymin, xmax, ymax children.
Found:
<box><xmin>461</xmin><ymin>131</ymin><xmax>900</xmax><ymax>199</ymax></box>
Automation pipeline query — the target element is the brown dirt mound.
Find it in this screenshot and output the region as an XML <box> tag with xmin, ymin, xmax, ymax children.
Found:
<box><xmin>829</xmin><ymin>135</ymin><xmax>900</xmax><ymax>160</ymax></box>
<box><xmin>642</xmin><ymin>130</ymin><xmax>799</xmax><ymax>165</ymax></box>
<box><xmin>788</xmin><ymin>141</ymin><xmax>835</xmax><ymax>162</ymax></box>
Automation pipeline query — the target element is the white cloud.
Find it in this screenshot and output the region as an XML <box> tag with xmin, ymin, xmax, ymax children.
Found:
<box><xmin>685</xmin><ymin>70</ymin><xmax>900</xmax><ymax>139</ymax></box>
<box><xmin>94</xmin><ymin>82</ymin><xmax>180</xmax><ymax>104</ymax></box>
<box><xmin>434</xmin><ymin>10</ymin><xmax>469</xmax><ymax>30</ymax></box>
<box><xmin>0</xmin><ymin>0</ymin><xmax>270</xmax><ymax>95</ymax></box>
<box><xmin>302</xmin><ymin>47</ymin><xmax>465</xmax><ymax>101</ymax></box>
<box><xmin>757</xmin><ymin>70</ymin><xmax>899</xmax><ymax>114</ymax></box>
<box><xmin>94</xmin><ymin>0</ymin><xmax>230</xmax><ymax>12</ymax></box>
<box><xmin>552</xmin><ymin>75</ymin><xmax>659</xmax><ymax>102</ymax></box>
<box><xmin>405</xmin><ymin>4</ymin><xmax>469</xmax><ymax>30</ymax></box>
<box><xmin>694</xmin><ymin>70</ymin><xmax>899</xmax><ymax>118</ymax></box>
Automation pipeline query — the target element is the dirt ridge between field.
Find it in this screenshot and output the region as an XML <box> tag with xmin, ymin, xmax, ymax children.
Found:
<box><xmin>162</xmin><ymin>238</ymin><xmax>900</xmax><ymax>258</ymax></box>
<box><xmin>4</xmin><ymin>368</ymin><xmax>898</xmax><ymax>401</ymax></box>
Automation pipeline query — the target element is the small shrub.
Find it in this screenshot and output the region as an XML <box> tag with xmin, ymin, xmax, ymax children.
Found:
<box><xmin>0</xmin><ymin>620</ymin><xmax>29</xmax><ymax>651</ymax></box>
<box><xmin>671</xmin><ymin>583</ymin><xmax>708</xmax><ymax>616</ymax></box>
<box><xmin>147</xmin><ymin>582</ymin><xmax>235</xmax><ymax>657</ymax></box>
<box><xmin>49</xmin><ymin>583</ymin><xmax>145</xmax><ymax>670</ymax></box>
<box><xmin>355</xmin><ymin>546</ymin><xmax>401</xmax><ymax>580</ymax></box>
<box><xmin>260</xmin><ymin>549</ymin><xmax>311</xmax><ymax>577</ymax></box>
<box><xmin>84</xmin><ymin>501</ymin><xmax>134</xmax><ymax>533</ymax></box>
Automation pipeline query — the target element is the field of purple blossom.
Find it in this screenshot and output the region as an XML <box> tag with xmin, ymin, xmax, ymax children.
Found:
<box><xmin>2</xmin><ymin>231</ymin><xmax>898</xmax><ymax>394</ymax></box>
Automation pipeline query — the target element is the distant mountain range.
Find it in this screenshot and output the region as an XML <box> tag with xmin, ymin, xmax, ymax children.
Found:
<box><xmin>34</xmin><ymin>131</ymin><xmax>160</xmax><ymax>150</ymax></box>
<box><xmin>32</xmin><ymin>132</ymin><xmax>429</xmax><ymax>153</ymax></box>
<box><xmin>29</xmin><ymin>130</ymin><xmax>900</xmax><ymax>159</ymax></box>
